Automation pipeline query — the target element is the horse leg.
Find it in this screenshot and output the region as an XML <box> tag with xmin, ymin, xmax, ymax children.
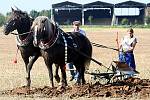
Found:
<box><xmin>43</xmin><ymin>58</ymin><xmax>54</xmax><ymax>87</ymax></box>
<box><xmin>21</xmin><ymin>54</ymin><xmax>30</xmax><ymax>86</ymax></box>
<box><xmin>60</xmin><ymin>64</ymin><xmax>67</xmax><ymax>87</ymax></box>
<box><xmin>54</xmin><ymin>64</ymin><xmax>60</xmax><ymax>83</ymax></box>
<box><xmin>74</xmin><ymin>63</ymin><xmax>85</xmax><ymax>85</ymax></box>
<box><xmin>26</xmin><ymin>54</ymin><xmax>39</xmax><ymax>87</ymax></box>
<box><xmin>41</xmin><ymin>50</ymin><xmax>54</xmax><ymax>87</ymax></box>
<box><xmin>47</xmin><ymin>64</ymin><xmax>54</xmax><ymax>87</ymax></box>
<box><xmin>80</xmin><ymin>65</ymin><xmax>86</xmax><ymax>84</ymax></box>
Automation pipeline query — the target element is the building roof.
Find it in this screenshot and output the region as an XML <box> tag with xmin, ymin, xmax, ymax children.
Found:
<box><xmin>52</xmin><ymin>1</ymin><xmax>82</xmax><ymax>9</ymax></box>
<box><xmin>115</xmin><ymin>1</ymin><xmax>146</xmax><ymax>8</ymax></box>
<box><xmin>147</xmin><ymin>3</ymin><xmax>150</xmax><ymax>7</ymax></box>
<box><xmin>84</xmin><ymin>1</ymin><xmax>114</xmax><ymax>8</ymax></box>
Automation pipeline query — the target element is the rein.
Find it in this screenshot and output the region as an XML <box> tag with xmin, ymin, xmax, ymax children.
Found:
<box><xmin>91</xmin><ymin>42</ymin><xmax>119</xmax><ymax>51</ymax></box>
<box><xmin>11</xmin><ymin>31</ymin><xmax>33</xmax><ymax>46</ymax></box>
<box><xmin>11</xmin><ymin>31</ymin><xmax>32</xmax><ymax>36</ymax></box>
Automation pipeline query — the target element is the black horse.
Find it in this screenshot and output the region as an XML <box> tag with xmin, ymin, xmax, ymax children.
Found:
<box><xmin>3</xmin><ymin>7</ymin><xmax>41</xmax><ymax>87</ymax></box>
<box><xmin>31</xmin><ymin>16</ymin><xmax>92</xmax><ymax>87</ymax></box>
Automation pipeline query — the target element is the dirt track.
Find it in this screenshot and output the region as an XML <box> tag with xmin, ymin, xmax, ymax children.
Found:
<box><xmin>0</xmin><ymin>28</ymin><xmax>150</xmax><ymax>99</ymax></box>
<box><xmin>1</xmin><ymin>77</ymin><xmax>150</xmax><ymax>99</ymax></box>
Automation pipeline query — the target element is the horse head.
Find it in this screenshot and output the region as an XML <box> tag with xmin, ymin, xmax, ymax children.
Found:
<box><xmin>3</xmin><ymin>7</ymin><xmax>32</xmax><ymax>35</ymax></box>
<box><xmin>31</xmin><ymin>16</ymin><xmax>58</xmax><ymax>48</ymax></box>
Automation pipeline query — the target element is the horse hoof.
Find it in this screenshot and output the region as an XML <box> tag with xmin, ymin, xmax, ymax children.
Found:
<box><xmin>75</xmin><ymin>82</ymin><xmax>81</xmax><ymax>86</ymax></box>
<box><xmin>26</xmin><ymin>78</ymin><xmax>31</xmax><ymax>87</ymax></box>
<box><xmin>57</xmin><ymin>85</ymin><xmax>66</xmax><ymax>91</ymax></box>
<box><xmin>26</xmin><ymin>82</ymin><xmax>31</xmax><ymax>87</ymax></box>
<box><xmin>82</xmin><ymin>80</ymin><xmax>86</xmax><ymax>85</ymax></box>
<box><xmin>26</xmin><ymin>84</ymin><xmax>30</xmax><ymax>87</ymax></box>
<box><xmin>54</xmin><ymin>75</ymin><xmax>60</xmax><ymax>83</ymax></box>
<box><xmin>60</xmin><ymin>82</ymin><xmax>67</xmax><ymax>87</ymax></box>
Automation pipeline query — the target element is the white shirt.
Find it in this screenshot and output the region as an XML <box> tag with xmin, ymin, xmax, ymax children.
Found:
<box><xmin>120</xmin><ymin>35</ymin><xmax>137</xmax><ymax>51</ymax></box>
<box><xmin>73</xmin><ymin>29</ymin><xmax>86</xmax><ymax>36</ymax></box>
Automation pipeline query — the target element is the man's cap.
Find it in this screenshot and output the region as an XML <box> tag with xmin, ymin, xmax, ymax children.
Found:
<box><xmin>73</xmin><ymin>21</ymin><xmax>81</xmax><ymax>26</ymax></box>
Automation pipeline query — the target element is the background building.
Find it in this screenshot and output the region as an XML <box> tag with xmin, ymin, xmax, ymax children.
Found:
<box><xmin>52</xmin><ymin>1</ymin><xmax>149</xmax><ymax>25</ymax></box>
<box><xmin>52</xmin><ymin>1</ymin><xmax>82</xmax><ymax>25</ymax></box>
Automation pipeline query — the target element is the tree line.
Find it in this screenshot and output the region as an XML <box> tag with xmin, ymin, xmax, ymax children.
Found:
<box><xmin>0</xmin><ymin>9</ymin><xmax>51</xmax><ymax>26</ymax></box>
<box><xmin>1</xmin><ymin>9</ymin><xmax>150</xmax><ymax>27</ymax></box>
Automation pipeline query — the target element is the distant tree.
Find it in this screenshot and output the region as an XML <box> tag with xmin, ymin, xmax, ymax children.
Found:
<box><xmin>145</xmin><ymin>16</ymin><xmax>150</xmax><ymax>24</ymax></box>
<box><xmin>39</xmin><ymin>10</ymin><xmax>51</xmax><ymax>18</ymax></box>
<box><xmin>88</xmin><ymin>15</ymin><xmax>93</xmax><ymax>25</ymax></box>
<box><xmin>0</xmin><ymin>13</ymin><xmax>6</xmax><ymax>26</ymax></box>
<box><xmin>29</xmin><ymin>10</ymin><xmax>39</xmax><ymax>19</ymax></box>
<box><xmin>121</xmin><ymin>18</ymin><xmax>129</xmax><ymax>25</ymax></box>
<box><xmin>5</xmin><ymin>12</ymin><xmax>11</xmax><ymax>21</ymax></box>
<box><xmin>6</xmin><ymin>12</ymin><xmax>11</xmax><ymax>17</ymax></box>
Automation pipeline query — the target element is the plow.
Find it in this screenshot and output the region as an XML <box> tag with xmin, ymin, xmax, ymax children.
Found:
<box><xmin>83</xmin><ymin>42</ymin><xmax>139</xmax><ymax>84</ymax></box>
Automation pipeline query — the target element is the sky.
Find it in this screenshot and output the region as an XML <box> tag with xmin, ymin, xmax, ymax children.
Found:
<box><xmin>0</xmin><ymin>0</ymin><xmax>150</xmax><ymax>15</ymax></box>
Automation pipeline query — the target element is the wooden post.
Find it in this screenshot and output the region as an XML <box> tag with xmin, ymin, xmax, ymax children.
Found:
<box><xmin>144</xmin><ymin>7</ymin><xmax>148</xmax><ymax>25</ymax></box>
<box><xmin>111</xmin><ymin>7</ymin><xmax>116</xmax><ymax>26</ymax></box>
<box><xmin>82</xmin><ymin>5</ymin><xmax>84</xmax><ymax>26</ymax></box>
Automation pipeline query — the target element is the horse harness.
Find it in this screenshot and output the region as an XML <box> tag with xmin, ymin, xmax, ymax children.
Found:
<box><xmin>16</xmin><ymin>31</ymin><xmax>33</xmax><ymax>46</ymax></box>
<box><xmin>38</xmin><ymin>27</ymin><xmax>78</xmax><ymax>64</ymax></box>
<box><xmin>32</xmin><ymin>21</ymin><xmax>78</xmax><ymax>64</ymax></box>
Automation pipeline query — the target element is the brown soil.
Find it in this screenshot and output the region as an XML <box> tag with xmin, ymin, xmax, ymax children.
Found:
<box><xmin>1</xmin><ymin>77</ymin><xmax>150</xmax><ymax>99</ymax></box>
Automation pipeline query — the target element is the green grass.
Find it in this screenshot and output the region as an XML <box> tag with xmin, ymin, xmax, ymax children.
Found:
<box><xmin>61</xmin><ymin>25</ymin><xmax>150</xmax><ymax>32</ymax></box>
<box><xmin>61</xmin><ymin>24</ymin><xmax>150</xmax><ymax>29</ymax></box>
<box><xmin>1</xmin><ymin>24</ymin><xmax>150</xmax><ymax>33</ymax></box>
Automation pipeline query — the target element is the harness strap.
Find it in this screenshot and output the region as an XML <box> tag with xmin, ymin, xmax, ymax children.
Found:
<box><xmin>61</xmin><ymin>32</ymin><xmax>68</xmax><ymax>64</ymax></box>
<box><xmin>16</xmin><ymin>32</ymin><xmax>33</xmax><ymax>46</ymax></box>
<box><xmin>36</xmin><ymin>26</ymin><xmax>59</xmax><ymax>50</ymax></box>
<box><xmin>11</xmin><ymin>31</ymin><xmax>32</xmax><ymax>36</ymax></box>
<box><xmin>38</xmin><ymin>34</ymin><xmax>59</xmax><ymax>49</ymax></box>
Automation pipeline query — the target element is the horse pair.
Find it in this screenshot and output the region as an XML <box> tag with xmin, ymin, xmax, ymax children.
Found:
<box><xmin>3</xmin><ymin>8</ymin><xmax>92</xmax><ymax>88</ymax></box>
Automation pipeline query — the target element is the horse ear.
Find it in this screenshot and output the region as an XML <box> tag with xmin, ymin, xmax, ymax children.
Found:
<box><xmin>11</xmin><ymin>7</ymin><xmax>15</xmax><ymax>12</ymax></box>
<box><xmin>42</xmin><ymin>18</ymin><xmax>47</xmax><ymax>23</ymax></box>
<box><xmin>14</xmin><ymin>6</ymin><xmax>21</xmax><ymax>11</ymax></box>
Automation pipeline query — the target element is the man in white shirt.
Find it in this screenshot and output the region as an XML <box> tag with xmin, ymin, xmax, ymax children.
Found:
<box><xmin>119</xmin><ymin>28</ymin><xmax>137</xmax><ymax>72</ymax></box>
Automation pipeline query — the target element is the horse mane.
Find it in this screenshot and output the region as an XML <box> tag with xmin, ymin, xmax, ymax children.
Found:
<box><xmin>31</xmin><ymin>16</ymin><xmax>59</xmax><ymax>48</ymax></box>
<box><xmin>31</xmin><ymin>16</ymin><xmax>55</xmax><ymax>34</ymax></box>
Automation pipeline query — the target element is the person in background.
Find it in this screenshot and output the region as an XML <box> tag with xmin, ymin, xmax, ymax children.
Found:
<box><xmin>72</xmin><ymin>21</ymin><xmax>86</xmax><ymax>36</ymax></box>
<box><xmin>68</xmin><ymin>20</ymin><xmax>86</xmax><ymax>81</ymax></box>
<box><xmin>119</xmin><ymin>28</ymin><xmax>138</xmax><ymax>72</ymax></box>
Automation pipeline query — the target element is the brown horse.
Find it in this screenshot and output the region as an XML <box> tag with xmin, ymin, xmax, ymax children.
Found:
<box><xmin>31</xmin><ymin>16</ymin><xmax>92</xmax><ymax>87</ymax></box>
<box><xmin>3</xmin><ymin>8</ymin><xmax>63</xmax><ymax>87</ymax></box>
<box><xmin>3</xmin><ymin>8</ymin><xmax>41</xmax><ymax>87</ymax></box>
